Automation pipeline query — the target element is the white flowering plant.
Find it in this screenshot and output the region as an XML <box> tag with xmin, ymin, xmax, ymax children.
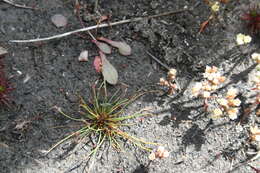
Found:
<box><xmin>192</xmin><ymin>66</ymin><xmax>226</xmax><ymax>111</ymax></box>
<box><xmin>159</xmin><ymin>68</ymin><xmax>179</xmax><ymax>95</ymax></box>
<box><xmin>212</xmin><ymin>88</ymin><xmax>241</xmax><ymax>120</ymax></box>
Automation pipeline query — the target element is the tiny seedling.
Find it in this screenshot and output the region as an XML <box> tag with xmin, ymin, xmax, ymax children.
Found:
<box><xmin>200</xmin><ymin>0</ymin><xmax>221</xmax><ymax>33</ymax></box>
<box><xmin>48</xmin><ymin>82</ymin><xmax>157</xmax><ymax>159</ymax></box>
<box><xmin>200</xmin><ymin>0</ymin><xmax>229</xmax><ymax>33</ymax></box>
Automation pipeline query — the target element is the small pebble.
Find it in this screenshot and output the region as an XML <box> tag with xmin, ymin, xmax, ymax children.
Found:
<box><xmin>51</xmin><ymin>14</ymin><xmax>68</xmax><ymax>28</ymax></box>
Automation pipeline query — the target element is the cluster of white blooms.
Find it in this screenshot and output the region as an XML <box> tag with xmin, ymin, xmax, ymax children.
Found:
<box><xmin>192</xmin><ymin>66</ymin><xmax>225</xmax><ymax>99</ymax></box>
<box><xmin>236</xmin><ymin>33</ymin><xmax>252</xmax><ymax>45</ymax></box>
<box><xmin>159</xmin><ymin>68</ymin><xmax>178</xmax><ymax>95</ymax></box>
<box><xmin>213</xmin><ymin>88</ymin><xmax>241</xmax><ymax>120</ymax></box>
<box><xmin>148</xmin><ymin>146</ymin><xmax>170</xmax><ymax>161</ymax></box>
<box><xmin>252</xmin><ymin>53</ymin><xmax>260</xmax><ymax>64</ymax></box>
<box><xmin>250</xmin><ymin>126</ymin><xmax>260</xmax><ymax>142</ymax></box>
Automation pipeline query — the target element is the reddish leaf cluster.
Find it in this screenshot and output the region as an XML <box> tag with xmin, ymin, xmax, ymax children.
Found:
<box><xmin>242</xmin><ymin>4</ymin><xmax>260</xmax><ymax>33</ymax></box>
<box><xmin>0</xmin><ymin>57</ymin><xmax>13</xmax><ymax>105</ymax></box>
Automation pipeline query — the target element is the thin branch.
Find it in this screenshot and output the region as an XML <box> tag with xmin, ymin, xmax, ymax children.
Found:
<box><xmin>10</xmin><ymin>9</ymin><xmax>189</xmax><ymax>43</ymax></box>
<box><xmin>87</xmin><ymin>31</ymin><xmax>96</xmax><ymax>40</ymax></box>
<box><xmin>146</xmin><ymin>51</ymin><xmax>170</xmax><ymax>70</ymax></box>
<box><xmin>2</xmin><ymin>0</ymin><xmax>37</xmax><ymax>10</ymax></box>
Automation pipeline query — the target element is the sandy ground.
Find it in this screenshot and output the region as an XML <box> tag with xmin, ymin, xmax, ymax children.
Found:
<box><xmin>0</xmin><ymin>0</ymin><xmax>259</xmax><ymax>172</ymax></box>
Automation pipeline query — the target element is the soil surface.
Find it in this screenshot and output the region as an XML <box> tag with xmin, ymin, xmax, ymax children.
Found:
<box><xmin>0</xmin><ymin>0</ymin><xmax>259</xmax><ymax>173</ymax></box>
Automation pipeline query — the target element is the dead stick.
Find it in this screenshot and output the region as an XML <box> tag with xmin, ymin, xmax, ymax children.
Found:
<box><xmin>2</xmin><ymin>0</ymin><xmax>37</xmax><ymax>10</ymax></box>
<box><xmin>9</xmin><ymin>9</ymin><xmax>189</xmax><ymax>43</ymax></box>
<box><xmin>146</xmin><ymin>51</ymin><xmax>170</xmax><ymax>70</ymax></box>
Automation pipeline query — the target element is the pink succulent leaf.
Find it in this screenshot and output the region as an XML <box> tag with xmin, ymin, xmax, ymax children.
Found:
<box><xmin>93</xmin><ymin>56</ymin><xmax>102</xmax><ymax>73</ymax></box>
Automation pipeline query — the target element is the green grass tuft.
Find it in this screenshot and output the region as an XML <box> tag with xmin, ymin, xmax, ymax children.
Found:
<box><xmin>47</xmin><ymin>82</ymin><xmax>157</xmax><ymax>158</ymax></box>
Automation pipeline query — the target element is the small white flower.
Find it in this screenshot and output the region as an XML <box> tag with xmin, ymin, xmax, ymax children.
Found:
<box><xmin>226</xmin><ymin>88</ymin><xmax>238</xmax><ymax>99</ymax></box>
<box><xmin>211</xmin><ymin>1</ymin><xmax>220</xmax><ymax>12</ymax></box>
<box><xmin>148</xmin><ymin>152</ymin><xmax>156</xmax><ymax>160</ymax></box>
<box><xmin>252</xmin><ymin>53</ymin><xmax>260</xmax><ymax>64</ymax></box>
<box><xmin>149</xmin><ymin>146</ymin><xmax>170</xmax><ymax>160</ymax></box>
<box><xmin>205</xmin><ymin>66</ymin><xmax>212</xmax><ymax>73</ymax></box>
<box><xmin>161</xmin><ymin>150</ymin><xmax>170</xmax><ymax>158</ymax></box>
<box><xmin>228</xmin><ymin>99</ymin><xmax>241</xmax><ymax>107</ymax></box>
<box><xmin>203</xmin><ymin>72</ymin><xmax>214</xmax><ymax>81</ymax></box>
<box><xmin>192</xmin><ymin>82</ymin><xmax>202</xmax><ymax>96</ymax></box>
<box><xmin>236</xmin><ymin>33</ymin><xmax>252</xmax><ymax>45</ymax></box>
<box><xmin>204</xmin><ymin>85</ymin><xmax>212</xmax><ymax>91</ymax></box>
<box><xmin>217</xmin><ymin>76</ymin><xmax>226</xmax><ymax>83</ymax></box>
<box><xmin>217</xmin><ymin>98</ymin><xmax>228</xmax><ymax>107</ymax></box>
<box><xmin>250</xmin><ymin>126</ymin><xmax>260</xmax><ymax>142</ymax></box>
<box><xmin>168</xmin><ymin>68</ymin><xmax>177</xmax><ymax>76</ymax></box>
<box><xmin>236</xmin><ymin>34</ymin><xmax>245</xmax><ymax>45</ymax></box>
<box><xmin>244</xmin><ymin>35</ymin><xmax>252</xmax><ymax>44</ymax></box>
<box><xmin>202</xmin><ymin>91</ymin><xmax>211</xmax><ymax>98</ymax></box>
<box><xmin>212</xmin><ymin>77</ymin><xmax>221</xmax><ymax>85</ymax></box>
<box><xmin>213</xmin><ymin>108</ymin><xmax>223</xmax><ymax>117</ymax></box>
<box><xmin>227</xmin><ymin>108</ymin><xmax>239</xmax><ymax>120</ymax></box>
<box><xmin>156</xmin><ymin>146</ymin><xmax>170</xmax><ymax>158</ymax></box>
<box><xmin>205</xmin><ymin>66</ymin><xmax>218</xmax><ymax>74</ymax></box>
<box><xmin>157</xmin><ymin>146</ymin><xmax>165</xmax><ymax>154</ymax></box>
<box><xmin>211</xmin><ymin>85</ymin><xmax>218</xmax><ymax>91</ymax></box>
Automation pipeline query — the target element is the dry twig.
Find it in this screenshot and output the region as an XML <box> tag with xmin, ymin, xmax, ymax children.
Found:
<box><xmin>146</xmin><ymin>51</ymin><xmax>170</xmax><ymax>70</ymax></box>
<box><xmin>10</xmin><ymin>9</ymin><xmax>189</xmax><ymax>43</ymax></box>
<box><xmin>2</xmin><ymin>0</ymin><xmax>37</xmax><ymax>10</ymax></box>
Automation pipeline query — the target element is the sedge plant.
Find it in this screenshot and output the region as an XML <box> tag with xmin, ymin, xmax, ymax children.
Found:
<box><xmin>47</xmin><ymin>82</ymin><xmax>157</xmax><ymax>158</ymax></box>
